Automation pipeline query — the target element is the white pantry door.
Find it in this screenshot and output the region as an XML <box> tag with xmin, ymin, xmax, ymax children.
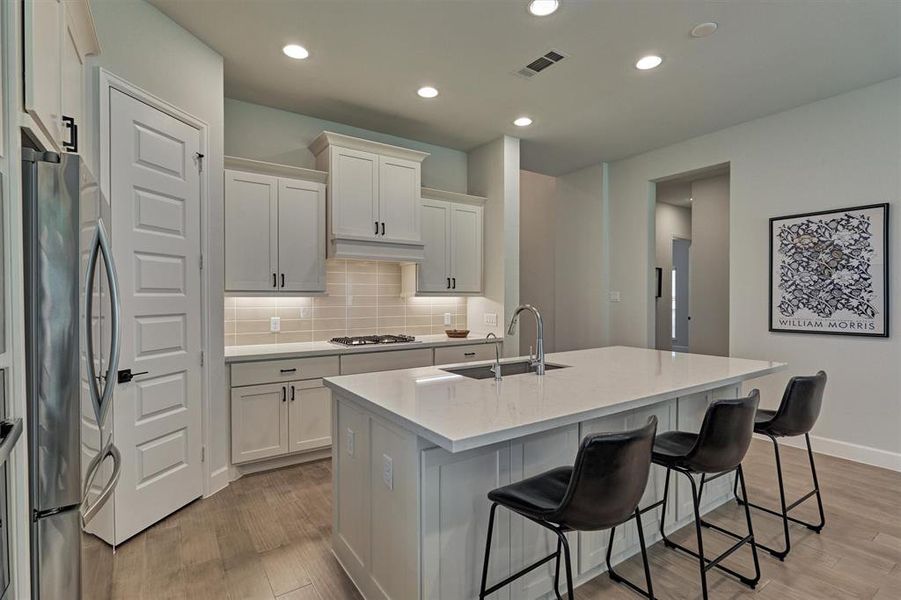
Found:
<box><xmin>110</xmin><ymin>88</ymin><xmax>203</xmax><ymax>542</ymax></box>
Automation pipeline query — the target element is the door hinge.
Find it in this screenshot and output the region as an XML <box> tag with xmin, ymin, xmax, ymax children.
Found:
<box><xmin>195</xmin><ymin>152</ymin><xmax>205</xmax><ymax>172</ymax></box>
<box><xmin>200</xmin><ymin>351</ymin><xmax>205</xmax><ymax>367</ymax></box>
<box><xmin>201</xmin><ymin>446</ymin><xmax>205</xmax><ymax>462</ymax></box>
<box><xmin>199</xmin><ymin>254</ymin><xmax>204</xmax><ymax>270</ymax></box>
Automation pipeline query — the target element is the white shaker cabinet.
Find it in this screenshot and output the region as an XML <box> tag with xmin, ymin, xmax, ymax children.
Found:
<box><xmin>406</xmin><ymin>188</ymin><xmax>484</xmax><ymax>295</ymax></box>
<box><xmin>310</xmin><ymin>131</ymin><xmax>428</xmax><ymax>262</ymax></box>
<box><xmin>23</xmin><ymin>0</ymin><xmax>99</xmax><ymax>157</ymax></box>
<box><xmin>224</xmin><ymin>158</ymin><xmax>327</xmax><ymax>294</ymax></box>
<box><xmin>231</xmin><ymin>383</ymin><xmax>289</xmax><ymax>463</ymax></box>
<box><xmin>288</xmin><ymin>380</ymin><xmax>332</xmax><ymax>453</ymax></box>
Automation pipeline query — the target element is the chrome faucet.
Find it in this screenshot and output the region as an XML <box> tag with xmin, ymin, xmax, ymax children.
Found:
<box><xmin>486</xmin><ymin>332</ymin><xmax>502</xmax><ymax>381</ymax></box>
<box><xmin>507</xmin><ymin>304</ymin><xmax>545</xmax><ymax>375</ymax></box>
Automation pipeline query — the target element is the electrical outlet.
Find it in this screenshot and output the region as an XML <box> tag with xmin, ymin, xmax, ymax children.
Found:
<box><xmin>443</xmin><ymin>312</ymin><xmax>452</xmax><ymax>326</ymax></box>
<box><xmin>608</xmin><ymin>291</ymin><xmax>622</xmax><ymax>303</ymax></box>
<box><xmin>346</xmin><ymin>428</ymin><xmax>355</xmax><ymax>456</ymax></box>
<box><xmin>382</xmin><ymin>454</ymin><xmax>393</xmax><ymax>490</ymax></box>
<box><xmin>270</xmin><ymin>316</ymin><xmax>281</xmax><ymax>332</ymax></box>
<box><xmin>484</xmin><ymin>313</ymin><xmax>498</xmax><ymax>326</ymax></box>
<box><xmin>299</xmin><ymin>307</ymin><xmax>311</xmax><ymax>319</ymax></box>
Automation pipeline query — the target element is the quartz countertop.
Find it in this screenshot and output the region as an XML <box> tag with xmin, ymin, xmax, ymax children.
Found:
<box><xmin>224</xmin><ymin>333</ymin><xmax>503</xmax><ymax>363</ymax></box>
<box><xmin>323</xmin><ymin>346</ymin><xmax>786</xmax><ymax>453</ymax></box>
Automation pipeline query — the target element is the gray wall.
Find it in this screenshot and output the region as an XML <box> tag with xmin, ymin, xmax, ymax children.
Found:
<box><xmin>225</xmin><ymin>98</ymin><xmax>468</xmax><ymax>193</ymax></box>
<box><xmin>519</xmin><ymin>170</ymin><xmax>557</xmax><ymax>354</ymax></box>
<box><xmin>654</xmin><ymin>199</ymin><xmax>691</xmax><ymax>351</ymax></box>
<box><xmin>553</xmin><ymin>164</ymin><xmax>608</xmax><ymax>352</ymax></box>
<box><xmin>607</xmin><ymin>77</ymin><xmax>901</xmax><ymax>461</ymax></box>
<box><xmin>689</xmin><ymin>174</ymin><xmax>730</xmax><ymax>356</ymax></box>
<box><xmin>89</xmin><ymin>0</ymin><xmax>230</xmax><ymax>490</ymax></box>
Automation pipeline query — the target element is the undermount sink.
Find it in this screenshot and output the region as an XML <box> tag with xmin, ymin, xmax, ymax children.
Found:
<box><xmin>441</xmin><ymin>360</ymin><xmax>568</xmax><ymax>380</ymax></box>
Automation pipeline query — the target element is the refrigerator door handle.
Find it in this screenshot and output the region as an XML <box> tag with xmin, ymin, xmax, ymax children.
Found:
<box><xmin>84</xmin><ymin>219</ymin><xmax>122</xmax><ymax>427</ymax></box>
<box><xmin>80</xmin><ymin>442</ymin><xmax>121</xmax><ymax>527</ymax></box>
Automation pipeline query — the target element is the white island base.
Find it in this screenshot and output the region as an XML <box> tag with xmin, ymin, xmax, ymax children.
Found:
<box><xmin>325</xmin><ymin>347</ymin><xmax>783</xmax><ymax>600</ymax></box>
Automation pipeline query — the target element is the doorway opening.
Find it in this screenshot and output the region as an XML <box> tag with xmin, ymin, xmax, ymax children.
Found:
<box><xmin>653</xmin><ymin>164</ymin><xmax>730</xmax><ymax>356</ymax></box>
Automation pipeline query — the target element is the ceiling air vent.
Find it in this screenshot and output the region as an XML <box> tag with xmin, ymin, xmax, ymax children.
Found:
<box><xmin>515</xmin><ymin>49</ymin><xmax>568</xmax><ymax>79</ymax></box>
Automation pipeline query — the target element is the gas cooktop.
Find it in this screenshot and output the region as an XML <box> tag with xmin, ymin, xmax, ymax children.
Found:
<box><xmin>329</xmin><ymin>334</ymin><xmax>416</xmax><ymax>347</ymax></box>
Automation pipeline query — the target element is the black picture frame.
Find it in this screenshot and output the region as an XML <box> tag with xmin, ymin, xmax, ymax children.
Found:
<box><xmin>769</xmin><ymin>203</ymin><xmax>890</xmax><ymax>337</ymax></box>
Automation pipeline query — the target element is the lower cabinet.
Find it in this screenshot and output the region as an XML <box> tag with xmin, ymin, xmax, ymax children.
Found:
<box><xmin>231</xmin><ymin>378</ymin><xmax>331</xmax><ymax>464</ymax></box>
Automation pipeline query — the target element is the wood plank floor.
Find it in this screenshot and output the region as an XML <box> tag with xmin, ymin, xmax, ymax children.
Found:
<box><xmin>111</xmin><ymin>439</ymin><xmax>901</xmax><ymax>599</ymax></box>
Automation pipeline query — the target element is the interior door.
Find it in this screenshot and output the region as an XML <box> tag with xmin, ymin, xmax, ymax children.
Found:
<box><xmin>672</xmin><ymin>238</ymin><xmax>691</xmax><ymax>352</ymax></box>
<box><xmin>450</xmin><ymin>204</ymin><xmax>482</xmax><ymax>293</ymax></box>
<box><xmin>378</xmin><ymin>155</ymin><xmax>420</xmax><ymax>242</ymax></box>
<box><xmin>331</xmin><ymin>146</ymin><xmax>379</xmax><ymax>238</ymax></box>
<box><xmin>418</xmin><ymin>199</ymin><xmax>451</xmax><ymax>292</ymax></box>
<box><xmin>278</xmin><ymin>178</ymin><xmax>325</xmax><ymax>292</ymax></box>
<box><xmin>225</xmin><ymin>170</ymin><xmax>278</xmax><ymax>292</ymax></box>
<box><xmin>110</xmin><ymin>88</ymin><xmax>203</xmax><ymax>542</ymax></box>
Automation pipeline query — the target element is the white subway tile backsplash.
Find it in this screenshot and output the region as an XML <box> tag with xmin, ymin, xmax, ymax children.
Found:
<box><xmin>225</xmin><ymin>259</ymin><xmax>469</xmax><ymax>347</ymax></box>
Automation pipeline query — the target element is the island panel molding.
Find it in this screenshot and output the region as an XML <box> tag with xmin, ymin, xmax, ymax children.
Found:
<box><xmin>769</xmin><ymin>203</ymin><xmax>889</xmax><ymax>337</ymax></box>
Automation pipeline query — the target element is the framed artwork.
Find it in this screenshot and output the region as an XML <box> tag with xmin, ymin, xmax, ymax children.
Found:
<box><xmin>769</xmin><ymin>203</ymin><xmax>889</xmax><ymax>337</ymax></box>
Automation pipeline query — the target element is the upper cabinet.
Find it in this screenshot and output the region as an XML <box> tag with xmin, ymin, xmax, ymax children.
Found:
<box><xmin>24</xmin><ymin>0</ymin><xmax>100</xmax><ymax>157</ymax></box>
<box><xmin>310</xmin><ymin>132</ymin><xmax>428</xmax><ymax>262</ymax></box>
<box><xmin>403</xmin><ymin>188</ymin><xmax>485</xmax><ymax>296</ymax></box>
<box><xmin>224</xmin><ymin>157</ymin><xmax>327</xmax><ymax>294</ymax></box>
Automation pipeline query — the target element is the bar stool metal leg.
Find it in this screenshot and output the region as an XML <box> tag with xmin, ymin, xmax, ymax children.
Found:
<box><xmin>553</xmin><ymin>537</ymin><xmax>563</xmax><ymax>600</ymax></box>
<box><xmin>605</xmin><ymin>508</ymin><xmax>656</xmax><ymax>599</ymax></box>
<box><xmin>734</xmin><ymin>433</ymin><xmax>826</xmax><ymax>560</ymax></box>
<box><xmin>479</xmin><ymin>503</ymin><xmax>499</xmax><ymax>599</ymax></box>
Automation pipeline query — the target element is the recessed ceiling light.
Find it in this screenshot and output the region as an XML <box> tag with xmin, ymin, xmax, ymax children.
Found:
<box><xmin>282</xmin><ymin>44</ymin><xmax>309</xmax><ymax>60</ymax></box>
<box><xmin>417</xmin><ymin>86</ymin><xmax>439</xmax><ymax>99</ymax></box>
<box><xmin>528</xmin><ymin>0</ymin><xmax>559</xmax><ymax>17</ymax></box>
<box><xmin>691</xmin><ymin>22</ymin><xmax>718</xmax><ymax>38</ymax></box>
<box><xmin>635</xmin><ymin>55</ymin><xmax>663</xmax><ymax>70</ymax></box>
<box><xmin>513</xmin><ymin>116</ymin><xmax>533</xmax><ymax>127</ymax></box>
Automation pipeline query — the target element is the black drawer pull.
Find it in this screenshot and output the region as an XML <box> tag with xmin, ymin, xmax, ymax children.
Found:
<box><xmin>381</xmin><ymin>222</ymin><xmax>385</xmax><ymax>236</ymax></box>
<box><xmin>280</xmin><ymin>368</ymin><xmax>297</xmax><ymax>373</ymax></box>
<box><xmin>464</xmin><ymin>352</ymin><xmax>476</xmax><ymax>357</ymax></box>
<box><xmin>272</xmin><ymin>273</ymin><xmax>277</xmax><ymax>287</ymax></box>
<box><xmin>290</xmin><ymin>385</ymin><xmax>296</xmax><ymax>401</ymax></box>
<box><xmin>281</xmin><ymin>387</ymin><xmax>287</xmax><ymax>402</ymax></box>
<box><xmin>452</xmin><ymin>277</ymin><xmax>456</xmax><ymax>289</ymax></box>
<box><xmin>375</xmin><ymin>221</ymin><xmax>379</xmax><ymax>235</ymax></box>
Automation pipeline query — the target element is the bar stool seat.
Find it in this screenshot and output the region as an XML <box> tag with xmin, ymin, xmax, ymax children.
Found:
<box><xmin>487</xmin><ymin>467</ymin><xmax>572</xmax><ymax>521</ymax></box>
<box><xmin>753</xmin><ymin>408</ymin><xmax>777</xmax><ymax>426</ymax></box>
<box><xmin>649</xmin><ymin>431</ymin><xmax>700</xmax><ymax>468</ymax></box>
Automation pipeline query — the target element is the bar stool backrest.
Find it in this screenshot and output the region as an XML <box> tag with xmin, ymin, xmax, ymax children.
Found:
<box><xmin>686</xmin><ymin>390</ymin><xmax>760</xmax><ymax>473</ymax></box>
<box><xmin>769</xmin><ymin>371</ymin><xmax>827</xmax><ymax>437</ymax></box>
<box><xmin>548</xmin><ymin>417</ymin><xmax>657</xmax><ymax>531</ymax></box>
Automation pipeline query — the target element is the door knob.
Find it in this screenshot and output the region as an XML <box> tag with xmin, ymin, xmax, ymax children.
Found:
<box><xmin>117</xmin><ymin>369</ymin><xmax>149</xmax><ymax>384</ymax></box>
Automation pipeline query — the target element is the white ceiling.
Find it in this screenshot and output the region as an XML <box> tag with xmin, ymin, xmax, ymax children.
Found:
<box><xmin>148</xmin><ymin>0</ymin><xmax>901</xmax><ymax>175</ymax></box>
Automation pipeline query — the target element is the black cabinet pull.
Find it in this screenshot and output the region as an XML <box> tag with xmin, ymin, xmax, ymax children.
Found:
<box><xmin>281</xmin><ymin>387</ymin><xmax>287</xmax><ymax>402</ymax></box>
<box><xmin>464</xmin><ymin>352</ymin><xmax>476</xmax><ymax>357</ymax></box>
<box><xmin>375</xmin><ymin>221</ymin><xmax>379</xmax><ymax>235</ymax></box>
<box><xmin>62</xmin><ymin>116</ymin><xmax>78</xmax><ymax>153</ymax></box>
<box><xmin>279</xmin><ymin>368</ymin><xmax>297</xmax><ymax>374</ymax></box>
<box><xmin>447</xmin><ymin>277</ymin><xmax>451</xmax><ymax>289</ymax></box>
<box><xmin>281</xmin><ymin>273</ymin><xmax>285</xmax><ymax>288</ymax></box>
<box><xmin>452</xmin><ymin>277</ymin><xmax>456</xmax><ymax>289</ymax></box>
<box><xmin>381</xmin><ymin>222</ymin><xmax>385</xmax><ymax>236</ymax></box>
<box><xmin>290</xmin><ymin>385</ymin><xmax>296</xmax><ymax>401</ymax></box>
<box><xmin>272</xmin><ymin>273</ymin><xmax>277</xmax><ymax>287</ymax></box>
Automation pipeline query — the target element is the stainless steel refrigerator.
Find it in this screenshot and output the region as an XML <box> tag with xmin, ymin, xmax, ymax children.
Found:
<box><xmin>23</xmin><ymin>149</ymin><xmax>121</xmax><ymax>600</ymax></box>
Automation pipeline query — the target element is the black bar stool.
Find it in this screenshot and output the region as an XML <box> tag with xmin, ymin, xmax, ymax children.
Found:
<box><xmin>611</xmin><ymin>391</ymin><xmax>761</xmax><ymax>600</ymax></box>
<box><xmin>478</xmin><ymin>417</ymin><xmax>658</xmax><ymax>599</ymax></box>
<box><xmin>729</xmin><ymin>371</ymin><xmax>827</xmax><ymax>560</ymax></box>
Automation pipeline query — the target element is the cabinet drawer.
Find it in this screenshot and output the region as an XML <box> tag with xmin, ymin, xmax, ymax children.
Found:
<box><xmin>340</xmin><ymin>348</ymin><xmax>433</xmax><ymax>375</ymax></box>
<box><xmin>231</xmin><ymin>356</ymin><xmax>339</xmax><ymax>387</ymax></box>
<box><xmin>434</xmin><ymin>343</ymin><xmax>499</xmax><ymax>366</ymax></box>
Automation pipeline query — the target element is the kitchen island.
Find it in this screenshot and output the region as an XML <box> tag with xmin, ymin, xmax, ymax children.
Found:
<box><xmin>323</xmin><ymin>346</ymin><xmax>784</xmax><ymax>600</ymax></box>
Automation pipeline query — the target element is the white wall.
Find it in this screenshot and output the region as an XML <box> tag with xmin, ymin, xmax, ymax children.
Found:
<box><xmin>654</xmin><ymin>201</ymin><xmax>691</xmax><ymax>351</ymax></box>
<box><xmin>607</xmin><ymin>77</ymin><xmax>901</xmax><ymax>464</ymax></box>
<box><xmin>689</xmin><ymin>174</ymin><xmax>730</xmax><ymax>356</ymax></box>
<box><xmin>520</xmin><ymin>170</ymin><xmax>557</xmax><ymax>354</ymax></box>
<box><xmin>554</xmin><ymin>164</ymin><xmax>608</xmax><ymax>352</ymax></box>
<box><xmin>225</xmin><ymin>98</ymin><xmax>468</xmax><ymax>193</ymax></box>
<box><xmin>467</xmin><ymin>137</ymin><xmax>519</xmax><ymax>353</ymax></box>
<box><xmin>88</xmin><ymin>0</ymin><xmax>230</xmax><ymax>491</ymax></box>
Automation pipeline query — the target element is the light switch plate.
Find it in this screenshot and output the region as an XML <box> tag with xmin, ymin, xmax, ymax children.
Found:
<box><xmin>346</xmin><ymin>428</ymin><xmax>355</xmax><ymax>456</ymax></box>
<box><xmin>608</xmin><ymin>291</ymin><xmax>622</xmax><ymax>302</ymax></box>
<box><xmin>444</xmin><ymin>312</ymin><xmax>452</xmax><ymax>326</ymax></box>
<box><xmin>382</xmin><ymin>454</ymin><xmax>393</xmax><ymax>490</ymax></box>
<box><xmin>484</xmin><ymin>313</ymin><xmax>498</xmax><ymax>326</ymax></box>
<box><xmin>270</xmin><ymin>316</ymin><xmax>281</xmax><ymax>332</ymax></box>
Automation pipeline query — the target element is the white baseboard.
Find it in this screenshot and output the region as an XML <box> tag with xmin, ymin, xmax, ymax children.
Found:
<box><xmin>756</xmin><ymin>433</ymin><xmax>901</xmax><ymax>473</ymax></box>
<box><xmin>232</xmin><ymin>448</ymin><xmax>332</xmax><ymax>479</ymax></box>
<box><xmin>205</xmin><ymin>465</ymin><xmax>231</xmax><ymax>497</ymax></box>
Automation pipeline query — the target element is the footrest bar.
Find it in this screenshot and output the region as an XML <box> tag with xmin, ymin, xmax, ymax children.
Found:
<box><xmin>786</xmin><ymin>489</ymin><xmax>819</xmax><ymax>511</ymax></box>
<box><xmin>482</xmin><ymin>551</ymin><xmax>557</xmax><ymax>596</ymax></box>
<box><xmin>742</xmin><ymin>499</ymin><xmax>823</xmax><ymax>528</ymax></box>
<box><xmin>664</xmin><ymin>539</ymin><xmax>755</xmax><ymax>585</ymax></box>
<box><xmin>704</xmin><ymin>535</ymin><xmax>753</xmax><ymax>572</ymax></box>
